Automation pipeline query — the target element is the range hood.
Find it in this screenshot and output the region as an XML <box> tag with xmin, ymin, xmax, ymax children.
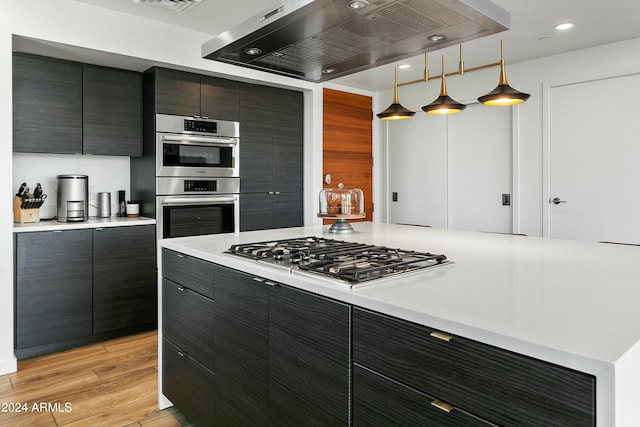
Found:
<box><xmin>202</xmin><ymin>0</ymin><xmax>509</xmax><ymax>82</ymax></box>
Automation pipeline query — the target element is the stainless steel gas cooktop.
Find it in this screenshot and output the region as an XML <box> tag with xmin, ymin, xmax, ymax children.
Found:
<box><xmin>226</xmin><ymin>236</ymin><xmax>452</xmax><ymax>288</ymax></box>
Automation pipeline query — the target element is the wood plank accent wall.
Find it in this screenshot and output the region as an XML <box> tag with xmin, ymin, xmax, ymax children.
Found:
<box><xmin>322</xmin><ymin>88</ymin><xmax>373</xmax><ymax>224</ymax></box>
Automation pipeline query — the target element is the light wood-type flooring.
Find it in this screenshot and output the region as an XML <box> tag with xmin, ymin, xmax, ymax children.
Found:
<box><xmin>0</xmin><ymin>330</ymin><xmax>191</xmax><ymax>427</ymax></box>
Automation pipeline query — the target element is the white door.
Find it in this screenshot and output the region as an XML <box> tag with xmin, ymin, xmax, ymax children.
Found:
<box><xmin>545</xmin><ymin>72</ymin><xmax>640</xmax><ymax>243</ymax></box>
<box><xmin>448</xmin><ymin>103</ymin><xmax>512</xmax><ymax>233</ymax></box>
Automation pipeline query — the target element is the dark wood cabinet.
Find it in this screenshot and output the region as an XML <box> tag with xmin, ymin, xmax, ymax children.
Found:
<box><xmin>160</xmin><ymin>249</ymin><xmax>217</xmax><ymax>425</ymax></box>
<box><xmin>83</xmin><ymin>65</ymin><xmax>143</xmax><ymax>156</ymax></box>
<box><xmin>214</xmin><ymin>266</ymin><xmax>269</xmax><ymax>426</ymax></box>
<box><xmin>13</xmin><ymin>53</ymin><xmax>143</xmax><ymax>156</ymax></box>
<box><xmin>15</xmin><ymin>226</ymin><xmax>157</xmax><ymax>359</ymax></box>
<box><xmin>162</xmin><ymin>278</ymin><xmax>215</xmax><ymax>373</ymax></box>
<box><xmin>201</xmin><ymin>76</ymin><xmax>240</xmax><ymax>121</ymax></box>
<box><xmin>93</xmin><ymin>225</ymin><xmax>156</xmax><ymax>335</ymax></box>
<box><xmin>163</xmin><ymin>338</ymin><xmax>215</xmax><ymax>427</ymax></box>
<box><xmin>149</xmin><ymin>68</ymin><xmax>240</xmax><ymax>121</ymax></box>
<box><xmin>352</xmin><ymin>307</ymin><xmax>596</xmax><ymax>427</ymax></box>
<box><xmin>353</xmin><ymin>364</ymin><xmax>492</xmax><ymax>426</ymax></box>
<box><xmin>269</xmin><ymin>283</ymin><xmax>350</xmax><ymax>426</ymax></box>
<box><xmin>162</xmin><ymin>248</ymin><xmax>216</xmax><ymax>300</ymax></box>
<box><xmin>13</xmin><ymin>53</ymin><xmax>82</xmax><ymax>154</ymax></box>
<box><xmin>161</xmin><ymin>257</ymin><xmax>350</xmax><ymax>426</ymax></box>
<box><xmin>15</xmin><ymin>229</ymin><xmax>92</xmax><ymax>355</ymax></box>
<box><xmin>239</xmin><ymin>83</ymin><xmax>304</xmax><ymax>231</ymax></box>
<box><xmin>152</xmin><ymin>68</ymin><xmax>201</xmax><ymax>117</ymax></box>
<box><xmin>240</xmin><ymin>192</ymin><xmax>304</xmax><ymax>231</ymax></box>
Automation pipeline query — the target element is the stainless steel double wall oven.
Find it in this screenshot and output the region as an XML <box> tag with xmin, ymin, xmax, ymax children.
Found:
<box><xmin>155</xmin><ymin>114</ymin><xmax>240</xmax><ymax>239</ymax></box>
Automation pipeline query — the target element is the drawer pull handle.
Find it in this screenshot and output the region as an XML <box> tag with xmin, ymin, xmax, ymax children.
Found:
<box><xmin>177</xmin><ymin>351</ymin><xmax>185</xmax><ymax>357</ymax></box>
<box><xmin>264</xmin><ymin>281</ymin><xmax>277</xmax><ymax>287</ymax></box>
<box><xmin>177</xmin><ymin>254</ymin><xmax>185</xmax><ymax>258</ymax></box>
<box><xmin>177</xmin><ymin>286</ymin><xmax>184</xmax><ymax>292</ymax></box>
<box><xmin>253</xmin><ymin>277</ymin><xmax>265</xmax><ymax>283</ymax></box>
<box><xmin>430</xmin><ymin>331</ymin><xmax>453</xmax><ymax>342</ymax></box>
<box><xmin>431</xmin><ymin>400</ymin><xmax>454</xmax><ymax>413</ymax></box>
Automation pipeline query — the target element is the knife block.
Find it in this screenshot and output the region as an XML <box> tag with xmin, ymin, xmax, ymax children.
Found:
<box><xmin>13</xmin><ymin>196</ymin><xmax>40</xmax><ymax>224</ymax></box>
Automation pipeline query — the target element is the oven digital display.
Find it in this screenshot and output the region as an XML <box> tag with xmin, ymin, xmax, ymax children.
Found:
<box><xmin>184</xmin><ymin>119</ymin><xmax>217</xmax><ymax>134</ymax></box>
<box><xmin>184</xmin><ymin>180</ymin><xmax>217</xmax><ymax>192</ymax></box>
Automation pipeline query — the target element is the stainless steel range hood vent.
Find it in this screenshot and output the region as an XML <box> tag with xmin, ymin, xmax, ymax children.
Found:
<box><xmin>202</xmin><ymin>0</ymin><xmax>509</xmax><ymax>82</ymax></box>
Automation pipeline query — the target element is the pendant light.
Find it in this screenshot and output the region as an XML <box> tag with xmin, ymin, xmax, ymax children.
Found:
<box><xmin>478</xmin><ymin>41</ymin><xmax>530</xmax><ymax>106</ymax></box>
<box><xmin>376</xmin><ymin>67</ymin><xmax>415</xmax><ymax>120</ymax></box>
<box><xmin>422</xmin><ymin>56</ymin><xmax>466</xmax><ymax>115</ymax></box>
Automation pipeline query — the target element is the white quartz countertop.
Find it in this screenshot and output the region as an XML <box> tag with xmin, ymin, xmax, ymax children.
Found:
<box><xmin>158</xmin><ymin>222</ymin><xmax>640</xmax><ymax>377</ymax></box>
<box><xmin>14</xmin><ymin>216</ymin><xmax>156</xmax><ymax>232</ymax></box>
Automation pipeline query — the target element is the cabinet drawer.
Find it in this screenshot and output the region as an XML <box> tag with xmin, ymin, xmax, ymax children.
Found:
<box><xmin>162</xmin><ymin>338</ymin><xmax>214</xmax><ymax>427</ymax></box>
<box><xmin>353</xmin><ymin>364</ymin><xmax>493</xmax><ymax>426</ymax></box>
<box><xmin>162</xmin><ymin>279</ymin><xmax>215</xmax><ymax>372</ymax></box>
<box><xmin>352</xmin><ymin>308</ymin><xmax>595</xmax><ymax>427</ymax></box>
<box><xmin>162</xmin><ymin>248</ymin><xmax>215</xmax><ymax>299</ymax></box>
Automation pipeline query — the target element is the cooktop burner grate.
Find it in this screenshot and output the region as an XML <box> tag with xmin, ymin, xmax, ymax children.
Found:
<box><xmin>226</xmin><ymin>236</ymin><xmax>451</xmax><ymax>285</ymax></box>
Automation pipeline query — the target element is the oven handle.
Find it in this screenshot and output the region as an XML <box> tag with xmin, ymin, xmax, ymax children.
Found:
<box><xmin>161</xmin><ymin>134</ymin><xmax>238</xmax><ymax>146</ymax></box>
<box><xmin>160</xmin><ymin>196</ymin><xmax>238</xmax><ymax>205</ymax></box>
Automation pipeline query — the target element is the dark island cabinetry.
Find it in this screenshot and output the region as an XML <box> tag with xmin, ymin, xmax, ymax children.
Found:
<box><xmin>161</xmin><ymin>248</ymin><xmax>598</xmax><ymax>426</ymax></box>
<box><xmin>352</xmin><ymin>307</ymin><xmax>596</xmax><ymax>427</ymax></box>
<box><xmin>13</xmin><ymin>53</ymin><xmax>142</xmax><ymax>156</ymax></box>
<box><xmin>160</xmin><ymin>250</ymin><xmax>350</xmax><ymax>426</ymax></box>
<box><xmin>161</xmin><ymin>249</ymin><xmax>216</xmax><ymax>427</ymax></box>
<box><xmin>268</xmin><ymin>280</ymin><xmax>350</xmax><ymax>425</ymax></box>
<box><xmin>14</xmin><ymin>225</ymin><xmax>156</xmax><ymax>359</ymax></box>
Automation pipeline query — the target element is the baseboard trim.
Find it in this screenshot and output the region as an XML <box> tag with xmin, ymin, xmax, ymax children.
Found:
<box><xmin>0</xmin><ymin>354</ymin><xmax>18</xmax><ymax>375</ymax></box>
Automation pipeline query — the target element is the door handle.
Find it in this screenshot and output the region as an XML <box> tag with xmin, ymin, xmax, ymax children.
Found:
<box><xmin>325</xmin><ymin>174</ymin><xmax>331</xmax><ymax>185</ymax></box>
<box><xmin>550</xmin><ymin>197</ymin><xmax>567</xmax><ymax>205</ymax></box>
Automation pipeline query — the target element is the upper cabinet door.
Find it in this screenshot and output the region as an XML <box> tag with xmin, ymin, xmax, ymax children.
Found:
<box><xmin>13</xmin><ymin>53</ymin><xmax>82</xmax><ymax>154</ymax></box>
<box><xmin>154</xmin><ymin>68</ymin><xmax>201</xmax><ymax>117</ymax></box>
<box><xmin>201</xmin><ymin>76</ymin><xmax>240</xmax><ymax>121</ymax></box>
<box><xmin>83</xmin><ymin>66</ymin><xmax>143</xmax><ymax>156</ymax></box>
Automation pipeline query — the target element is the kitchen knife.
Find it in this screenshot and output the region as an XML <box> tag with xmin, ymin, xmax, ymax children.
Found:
<box><xmin>16</xmin><ymin>182</ymin><xmax>28</xmax><ymax>198</ymax></box>
<box><xmin>33</xmin><ymin>183</ymin><xmax>43</xmax><ymax>198</ymax></box>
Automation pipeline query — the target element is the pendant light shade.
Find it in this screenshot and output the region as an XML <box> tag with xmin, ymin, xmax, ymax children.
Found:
<box><xmin>422</xmin><ymin>56</ymin><xmax>466</xmax><ymax>115</ymax></box>
<box><xmin>478</xmin><ymin>41</ymin><xmax>530</xmax><ymax>106</ymax></box>
<box><xmin>377</xmin><ymin>67</ymin><xmax>415</xmax><ymax>120</ymax></box>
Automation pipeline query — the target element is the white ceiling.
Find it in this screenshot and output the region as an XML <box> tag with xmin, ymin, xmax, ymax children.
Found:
<box><xmin>69</xmin><ymin>0</ymin><xmax>640</xmax><ymax>91</ymax></box>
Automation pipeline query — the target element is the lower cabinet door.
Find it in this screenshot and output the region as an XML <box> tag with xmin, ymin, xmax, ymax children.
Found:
<box><xmin>162</xmin><ymin>279</ymin><xmax>215</xmax><ymax>373</ymax></box>
<box><xmin>353</xmin><ymin>364</ymin><xmax>493</xmax><ymax>427</ymax></box>
<box><xmin>16</xmin><ymin>229</ymin><xmax>93</xmax><ymax>351</ymax></box>
<box><xmin>93</xmin><ymin>225</ymin><xmax>156</xmax><ymax>334</ymax></box>
<box><xmin>162</xmin><ymin>338</ymin><xmax>214</xmax><ymax>427</ymax></box>
<box><xmin>269</xmin><ymin>284</ymin><xmax>350</xmax><ymax>426</ymax></box>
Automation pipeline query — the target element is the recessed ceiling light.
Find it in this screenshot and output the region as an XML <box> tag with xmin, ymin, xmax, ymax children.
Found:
<box><xmin>428</xmin><ymin>35</ymin><xmax>447</xmax><ymax>42</ymax></box>
<box><xmin>245</xmin><ymin>47</ymin><xmax>262</xmax><ymax>55</ymax></box>
<box><xmin>555</xmin><ymin>22</ymin><xmax>574</xmax><ymax>30</ymax></box>
<box><xmin>322</xmin><ymin>68</ymin><xmax>337</xmax><ymax>74</ymax></box>
<box><xmin>347</xmin><ymin>0</ymin><xmax>369</xmax><ymax>10</ymax></box>
<box><xmin>398</xmin><ymin>64</ymin><xmax>411</xmax><ymax>69</ymax></box>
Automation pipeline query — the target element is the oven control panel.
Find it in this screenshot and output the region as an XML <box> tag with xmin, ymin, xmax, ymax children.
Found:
<box><xmin>184</xmin><ymin>180</ymin><xmax>217</xmax><ymax>192</ymax></box>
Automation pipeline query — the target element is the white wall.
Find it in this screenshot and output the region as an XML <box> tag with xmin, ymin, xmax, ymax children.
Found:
<box><xmin>379</xmin><ymin>37</ymin><xmax>640</xmax><ymax>237</ymax></box>
<box><xmin>13</xmin><ymin>154</ymin><xmax>131</xmax><ymax>219</ymax></box>
<box><xmin>0</xmin><ymin>0</ymin><xmax>324</xmax><ymax>375</ymax></box>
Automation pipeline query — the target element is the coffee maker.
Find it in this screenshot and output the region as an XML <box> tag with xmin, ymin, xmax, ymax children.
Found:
<box><xmin>57</xmin><ymin>175</ymin><xmax>89</xmax><ymax>222</ymax></box>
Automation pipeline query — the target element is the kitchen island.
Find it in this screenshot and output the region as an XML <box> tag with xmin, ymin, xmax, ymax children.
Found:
<box><xmin>158</xmin><ymin>222</ymin><xmax>640</xmax><ymax>426</ymax></box>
